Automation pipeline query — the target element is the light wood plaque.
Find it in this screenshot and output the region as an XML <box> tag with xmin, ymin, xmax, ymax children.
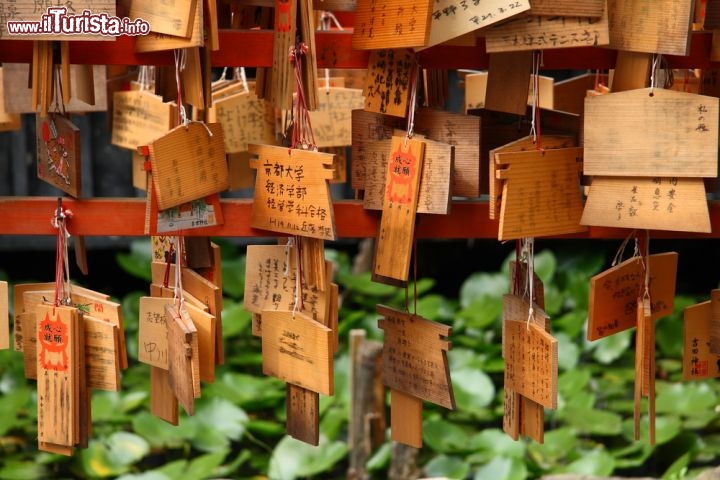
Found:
<box><xmin>353</xmin><ymin>0</ymin><xmax>433</xmax><ymax>49</ymax></box>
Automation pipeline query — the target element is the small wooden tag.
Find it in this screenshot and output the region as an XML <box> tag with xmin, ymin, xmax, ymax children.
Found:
<box><xmin>581</xmin><ymin>177</ymin><xmax>711</xmax><ymax>233</ymax></box>
<box><xmin>352</xmin><ymin>0</ymin><xmax>433</xmax><ymax>49</ymax></box>
<box><xmin>504</xmin><ymin>319</ymin><xmax>558</xmax><ymax>409</ymax></box>
<box><xmin>151</xmin><ymin>366</ymin><xmax>179</xmax><ymax>425</ymax></box>
<box><xmin>373</xmin><ymin>136</ymin><xmax>425</xmax><ymax>285</ymax></box>
<box><xmin>485</xmin><ymin>1</ymin><xmax>610</xmax><ymax>52</ymax></box>
<box><xmin>70</xmin><ymin>291</ymin><xmax>127</xmax><ymax>370</ymax></box>
<box><xmin>248</xmin><ymin>144</ymin><xmax>336</xmax><ymax>240</ymax></box>
<box><xmin>286</xmin><ymin>383</ymin><xmax>320</xmax><ymax>446</ymax></box>
<box><xmin>584</xmin><ymin>88</ymin><xmax>719</xmax><ymax>177</ymax></box>
<box><xmin>0</xmin><ymin>281</ymin><xmax>8</xmax><ymax>350</ymax></box>
<box><xmin>83</xmin><ymin>316</ymin><xmax>121</xmax><ymax>392</ymax></box>
<box><xmin>0</xmin><ymin>68</ymin><xmax>21</xmax><ymax>132</ymax></box>
<box><xmin>363</xmin><ymin>49</ymin><xmax>417</xmax><ymax>117</ymax></box>
<box><xmin>165</xmin><ymin>303</ymin><xmax>200</xmax><ymax>416</ymax></box>
<box><xmin>610</xmin><ymin>50</ymin><xmax>652</xmax><ymax>92</ymax></box>
<box><xmin>36</xmin><ymin>304</ymin><xmax>81</xmax><ymax>447</ymax></box>
<box><xmin>36</xmin><ymin>114</ymin><xmax>82</xmax><ymax>198</ymax></box>
<box><xmin>485</xmin><ymin>51</ymin><xmax>533</xmax><ymax>115</ymax></box>
<box><xmin>130</xmin><ymin>0</ymin><xmax>197</xmax><ymax>38</ymax></box>
<box><xmin>112</xmin><ymin>90</ymin><xmax>175</xmax><ymax>151</ymax></box>
<box><xmin>377</xmin><ymin>305</ymin><xmax>455</xmax><ymax>409</ymax></box>
<box><xmin>149</xmin><ymin>122</ymin><xmax>229</xmax><ymax>210</ymax></box>
<box><xmin>683</xmin><ymin>300</ymin><xmax>720</xmax><ymax>380</ymax></box>
<box><xmin>185</xmin><ymin>302</ymin><xmax>217</xmax><ymax>383</ymax></box>
<box><xmin>134</xmin><ymin>0</ymin><xmax>203</xmax><ymax>52</ymax></box>
<box><xmin>634</xmin><ymin>297</ymin><xmax>656</xmax><ymax>445</ymax></box>
<box><xmin>496</xmin><ymin>147</ymin><xmax>586</xmax><ymax>240</ymax></box>
<box><xmin>423</xmin><ymin>0</ymin><xmax>530</xmax><ymax>49</ymax></box>
<box><xmin>138</xmin><ymin>297</ymin><xmax>171</xmax><ymax>369</ymax></box>
<box><xmin>261</xmin><ymin>310</ymin><xmax>333</xmax><ymax>395</ymax></box>
<box><xmin>208</xmin><ymin>91</ymin><xmax>275</xmax><ymax>154</ymax></box>
<box><xmin>390</xmin><ymin>388</ymin><xmax>423</xmax><ymax>448</ymax></box>
<box><xmin>308</xmin><ymin>87</ymin><xmax>365</xmax><ymax>147</ymax></box>
<box><xmin>587</xmin><ymin>252</ymin><xmax>678</xmax><ymax>341</ymax></box>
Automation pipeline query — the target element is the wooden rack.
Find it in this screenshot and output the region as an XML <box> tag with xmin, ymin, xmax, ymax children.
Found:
<box><xmin>1</xmin><ymin>30</ymin><xmax>720</xmax><ymax>240</ymax></box>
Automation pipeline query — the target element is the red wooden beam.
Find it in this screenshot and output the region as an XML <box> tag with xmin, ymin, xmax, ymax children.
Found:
<box><xmin>1</xmin><ymin>197</ymin><xmax>719</xmax><ymax>240</ymax></box>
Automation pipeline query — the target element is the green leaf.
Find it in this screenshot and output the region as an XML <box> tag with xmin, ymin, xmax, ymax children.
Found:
<box><xmin>591</xmin><ymin>329</ymin><xmax>632</xmax><ymax>364</ymax></box>
<box><xmin>268</xmin><ymin>436</ymin><xmax>348</xmax><ymax>480</ymax></box>
<box><xmin>459</xmin><ymin>272</ymin><xmax>507</xmax><ymax>309</ymax></box>
<box><xmin>221</xmin><ymin>256</ymin><xmax>246</xmax><ymax>299</ymax></box>
<box><xmin>116</xmin><ymin>473</ymin><xmax>171</xmax><ymax>480</ymax></box>
<box><xmin>185</xmin><ymin>449</ymin><xmax>230</xmax><ymax>480</ymax></box>
<box><xmin>415</xmin><ymin>294</ymin><xmax>457</xmax><ymax>322</ymax></box>
<box><xmin>0</xmin><ymin>388</ymin><xmax>31</xmax><ymax>436</ymax></box>
<box><xmin>105</xmin><ymin>431</ymin><xmax>150</xmax><ymax>467</ymax></box>
<box><xmin>563</xmin><ymin>448</ymin><xmax>614</xmax><ymax>476</ymax></box>
<box><xmin>473</xmin><ymin>456</ymin><xmax>527</xmax><ymax>480</ymax></box>
<box><xmin>131</xmin><ymin>411</ymin><xmax>194</xmax><ymax>449</ymax></box>
<box><xmin>558</xmin><ymin>368</ymin><xmax>591</xmax><ymax>398</ymax></box>
<box><xmin>366</xmin><ymin>442</ymin><xmax>392</xmax><ymax>471</ymax></box>
<box><xmin>556</xmin><ymin>332</ymin><xmax>579</xmax><ymax>371</ymax></box>
<box><xmin>220</xmin><ymin>301</ymin><xmax>252</xmax><ymax>338</ymax></box>
<box><xmin>562</xmin><ymin>407</ymin><xmax>623</xmax><ymax>436</ymax></box>
<box><xmin>553</xmin><ymin>309</ymin><xmax>588</xmax><ymax>339</ymax></box>
<box><xmin>621</xmin><ymin>415</ymin><xmax>682</xmax><ymax>445</ymax></box>
<box><xmin>662</xmin><ymin>451</ymin><xmax>691</xmax><ymax>480</ymax></box>
<box><xmin>451</xmin><ymin>368</ymin><xmax>495</xmax><ymax>417</ymax></box>
<box><xmin>194</xmin><ymin>397</ymin><xmax>248</xmax><ymax>441</ymax></box>
<box><xmin>470</xmin><ymin>429</ymin><xmax>526</xmax><ymax>459</ymax></box>
<box><xmin>528</xmin><ymin>428</ymin><xmax>577</xmax><ymax>469</ymax></box>
<box><xmin>424</xmin><ymin>455</ymin><xmax>470</xmax><ymax>479</ymax></box>
<box><xmin>656</xmin><ymin>382</ymin><xmax>718</xmax><ymax>418</ymax></box>
<box><xmin>533</xmin><ymin>250</ymin><xmax>557</xmax><ymax>284</ymax></box>
<box><xmin>339</xmin><ymin>271</ymin><xmax>399</xmax><ymax>297</ymax></box>
<box><xmin>115</xmin><ymin>240</ymin><xmax>152</xmax><ymax>282</ymax></box>
<box><xmin>458</xmin><ymin>295</ymin><xmax>503</xmax><ymax>330</ymax></box>
<box><xmin>423</xmin><ymin>417</ymin><xmax>471</xmax><ymax>453</ymax></box>
<box><xmin>0</xmin><ymin>460</ymin><xmax>48</xmax><ymax>480</ymax></box>
<box><xmin>79</xmin><ymin>440</ymin><xmax>130</xmax><ymax>478</ymax></box>
<box><xmin>447</xmin><ymin>348</ymin><xmax>485</xmax><ymax>371</ymax></box>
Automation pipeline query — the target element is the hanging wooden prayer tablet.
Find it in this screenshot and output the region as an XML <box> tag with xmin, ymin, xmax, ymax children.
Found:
<box><xmin>165</xmin><ymin>303</ymin><xmax>200</xmax><ymax>416</ymax></box>
<box><xmin>112</xmin><ymin>90</ymin><xmax>175</xmax><ymax>151</ymax></box>
<box><xmin>496</xmin><ymin>147</ymin><xmax>586</xmax><ymax>240</ymax></box>
<box><xmin>307</xmin><ymin>88</ymin><xmax>365</xmax><ymax>147</ymax></box>
<box><xmin>683</xmin><ymin>300</ymin><xmax>720</xmax><ymax>380</ymax></box>
<box><xmin>504</xmin><ymin>319</ymin><xmax>558</xmax><ymax>409</ymax></box>
<box><xmin>36</xmin><ymin>114</ymin><xmax>81</xmax><ymax>198</ymax></box>
<box><xmin>352</xmin><ymin>0</ymin><xmax>433</xmax><ymax>49</ymax></box>
<box><xmin>587</xmin><ymin>252</ymin><xmax>678</xmax><ymax>341</ymax></box>
<box><xmin>129</xmin><ymin>0</ymin><xmax>197</xmax><ymax>38</ymax></box>
<box><xmin>83</xmin><ymin>316</ymin><xmax>121</xmax><ymax>392</ymax></box>
<box><xmin>248</xmin><ymin>144</ymin><xmax>336</xmax><ymax>241</ymax></box>
<box><xmin>373</xmin><ymin>136</ymin><xmax>425</xmax><ymax>285</ymax></box>
<box><xmin>484</xmin><ymin>2</ymin><xmax>610</xmax><ymax>53</ymax></box>
<box><xmin>148</xmin><ymin>123</ymin><xmax>228</xmax><ymax>210</ymax></box>
<box><xmin>151</xmin><ymin>366</ymin><xmax>179</xmax><ymax>425</ymax></box>
<box><xmin>634</xmin><ymin>296</ymin><xmax>656</xmax><ymax>445</ymax></box>
<box><xmin>584</xmin><ymin>88</ymin><xmax>719</xmax><ymax>178</ymax></box>
<box><xmin>377</xmin><ymin>305</ymin><xmax>455</xmax><ymax>409</ymax></box>
<box><xmin>0</xmin><ymin>281</ymin><xmax>8</xmax><ymax>350</ymax></box>
<box><xmin>36</xmin><ymin>304</ymin><xmax>82</xmax><ymax>449</ymax></box>
<box><xmin>485</xmin><ymin>51</ymin><xmax>533</xmax><ymax>116</ymax></box>
<box><xmin>423</xmin><ymin>0</ymin><xmax>530</xmax><ymax>49</ymax></box>
<box><xmin>260</xmin><ymin>310</ymin><xmax>334</xmax><ymax>396</ymax></box>
<box><xmin>363</xmin><ymin>49</ymin><xmax>417</xmax><ymax>117</ymax></box>
<box><xmin>134</xmin><ymin>0</ymin><xmax>203</xmax><ymax>52</ymax></box>
<box><xmin>208</xmin><ymin>91</ymin><xmax>275</xmax><ymax>153</ymax></box>
<box><xmin>581</xmin><ymin>177</ymin><xmax>711</xmax><ymax>233</ymax></box>
<box><xmin>138</xmin><ymin>297</ymin><xmax>171</xmax><ymax>369</ymax></box>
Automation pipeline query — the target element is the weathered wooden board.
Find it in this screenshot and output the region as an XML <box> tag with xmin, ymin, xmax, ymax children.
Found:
<box><xmin>149</xmin><ymin>122</ymin><xmax>229</xmax><ymax>210</ymax></box>
<box><xmin>112</xmin><ymin>90</ymin><xmax>175</xmax><ymax>152</ymax></box>
<box><xmin>489</xmin><ymin>135</ymin><xmax>576</xmax><ymax>219</ymax></box>
<box><xmin>584</xmin><ymin>88</ymin><xmax>719</xmax><ymax>177</ymax></box>
<box><xmin>134</xmin><ymin>0</ymin><xmax>203</xmax><ymax>51</ymax></box>
<box><xmin>138</xmin><ymin>296</ymin><xmax>171</xmax><ymax>369</ymax></box>
<box><xmin>465</xmin><ymin>72</ymin><xmax>554</xmax><ymax>112</ymax></box>
<box><xmin>353</xmin><ymin>0</ymin><xmax>433</xmax><ymax>49</ymax></box>
<box><xmin>308</xmin><ymin>88</ymin><xmax>365</xmax><ymax>147</ymax></box>
<box><xmin>70</xmin><ymin>291</ymin><xmax>127</xmax><ymax>370</ymax></box>
<box><xmin>165</xmin><ymin>304</ymin><xmax>199</xmax><ymax>416</ymax></box>
<box><xmin>496</xmin><ymin>147</ymin><xmax>586</xmax><ymax>240</ymax></box>
<box><xmin>261</xmin><ymin>310</ymin><xmax>333</xmax><ymax>395</ymax></box>
<box><xmin>390</xmin><ymin>388</ymin><xmax>423</xmax><ymax>447</ymax></box>
<box><xmin>611</xmin><ymin>50</ymin><xmax>652</xmax><ymax>92</ymax></box>
<box><xmin>485</xmin><ymin>51</ymin><xmax>533</xmax><ymax>115</ymax></box>
<box><xmin>529</xmin><ymin>0</ymin><xmax>604</xmax><ymax>16</ymax></box>
<box><xmin>372</xmin><ymin>136</ymin><xmax>425</xmax><ymax>284</ymax></box>
<box><xmin>587</xmin><ymin>252</ymin><xmax>678</xmax><ymax>341</ymax></box>
<box><xmin>504</xmin><ymin>319</ymin><xmax>557</xmax><ymax>409</ymax></box>
<box><xmin>423</xmin><ymin>0</ymin><xmax>530</xmax><ymax>49</ymax></box>
<box><xmin>249</xmin><ymin>144</ymin><xmax>336</xmax><ymax>240</ymax></box>
<box><xmin>36</xmin><ymin>114</ymin><xmax>81</xmax><ymax>198</ymax></box>
<box><xmin>150</xmin><ymin>366</ymin><xmax>178</xmax><ymax>425</ymax></box>
<box><xmin>363</xmin><ymin>49</ymin><xmax>417</xmax><ymax>117</ymax></box>
<box><xmin>485</xmin><ymin>2</ymin><xmax>610</xmax><ymax>52</ymax></box>
<box><xmin>683</xmin><ymin>300</ymin><xmax>720</xmax><ymax>380</ymax></box>
<box><xmin>83</xmin><ymin>315</ymin><xmax>120</xmax><ymax>392</ymax></box>
<box><xmin>270</xmin><ymin>0</ymin><xmax>297</xmax><ymax>110</ymax></box>
<box><xmin>208</xmin><ymin>91</ymin><xmax>276</xmax><ymax>153</ymax></box>
<box><xmin>0</xmin><ymin>0</ymin><xmax>115</xmax><ymax>40</ymax></box>
<box><xmin>185</xmin><ymin>302</ymin><xmax>216</xmax><ymax>384</ymax></box>
<box><xmin>378</xmin><ymin>305</ymin><xmax>455</xmax><ymax>409</ymax></box>
<box><xmin>607</xmin><ymin>0</ymin><xmax>694</xmax><ymax>56</ymax></box>
<box><xmin>0</xmin><ymin>281</ymin><xmax>8</xmax><ymax>350</ymax></box>
<box><xmin>581</xmin><ymin>177</ymin><xmax>711</xmax><ymax>233</ymax></box>
<box><xmin>363</xmin><ymin>138</ymin><xmax>453</xmax><ymax>214</ymax></box>
<box><xmin>130</xmin><ymin>0</ymin><xmax>197</xmax><ymax>38</ymax></box>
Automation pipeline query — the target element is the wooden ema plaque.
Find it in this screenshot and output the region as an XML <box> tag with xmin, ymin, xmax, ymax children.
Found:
<box><xmin>0</xmin><ymin>68</ymin><xmax>20</xmax><ymax>132</ymax></box>
<box><xmin>261</xmin><ymin>310</ymin><xmax>333</xmax><ymax>396</ymax></box>
<box><xmin>138</xmin><ymin>296</ymin><xmax>171</xmax><ymax>369</ymax></box>
<box><xmin>352</xmin><ymin>0</ymin><xmax>433</xmax><ymax>49</ymax></box>
<box><xmin>363</xmin><ymin>138</ymin><xmax>453</xmax><ymax>215</ymax></box>
<box><xmin>496</xmin><ymin>147</ymin><xmax>586</xmax><ymax>240</ymax></box>
<box><xmin>581</xmin><ymin>177</ymin><xmax>711</xmax><ymax>233</ymax></box>
<box><xmin>0</xmin><ymin>281</ymin><xmax>8</xmax><ymax>349</ymax></box>
<box><xmin>112</xmin><ymin>90</ymin><xmax>175</xmax><ymax>151</ymax></box>
<box><xmin>351</xmin><ymin>108</ymin><xmax>481</xmax><ymax>197</ymax></box>
<box><xmin>489</xmin><ymin>135</ymin><xmax>577</xmax><ymax>219</ymax></box>
<box><xmin>36</xmin><ymin>304</ymin><xmax>82</xmax><ymax>451</ymax></box>
<box><xmin>134</xmin><ymin>0</ymin><xmax>203</xmax><ymax>52</ymax></box>
<box><xmin>148</xmin><ymin>122</ymin><xmax>229</xmax><ymax>210</ymax></box>
<box><xmin>271</xmin><ymin>0</ymin><xmax>297</xmax><ymax>110</ymax></box>
<box><xmin>529</xmin><ymin>0</ymin><xmax>604</xmax><ymax>16</ymax></box>
<box><xmin>83</xmin><ymin>316</ymin><xmax>121</xmax><ymax>392</ymax></box>
<box><xmin>607</xmin><ymin>0</ymin><xmax>694</xmax><ymax>56</ymax></box>
<box><xmin>504</xmin><ymin>319</ymin><xmax>558</xmax><ymax>409</ymax></box>
<box><xmin>683</xmin><ymin>300</ymin><xmax>720</xmax><ymax>380</ymax></box>
<box><xmin>70</xmin><ymin>291</ymin><xmax>127</xmax><ymax>370</ymax></box>
<box><xmin>485</xmin><ymin>51</ymin><xmax>533</xmax><ymax>116</ymax></box>
<box><xmin>307</xmin><ymin>87</ymin><xmax>365</xmax><ymax>148</ymax></box>
<box><xmin>165</xmin><ymin>303</ymin><xmax>200</xmax><ymax>416</ymax></box>
<box><xmin>0</xmin><ymin>0</ymin><xmax>114</xmax><ymax>40</ymax></box>
<box><xmin>248</xmin><ymin>144</ymin><xmax>336</xmax><ymax>241</ymax></box>
<box><xmin>485</xmin><ymin>1</ymin><xmax>610</xmax><ymax>53</ymax></box>
<box><xmin>36</xmin><ymin>114</ymin><xmax>81</xmax><ymax>198</ymax></box>
<box><xmin>464</xmin><ymin>72</ymin><xmax>554</xmax><ymax>113</ymax></box>
<box><xmin>423</xmin><ymin>0</ymin><xmax>530</xmax><ymax>49</ymax></box>
<box><xmin>587</xmin><ymin>252</ymin><xmax>677</xmax><ymax>341</ymax></box>
<box><xmin>377</xmin><ymin>305</ymin><xmax>454</xmax><ymax>447</ymax></box>
<box><xmin>584</xmin><ymin>88</ymin><xmax>719</xmax><ymax>178</ymax></box>
<box><xmin>208</xmin><ymin>91</ymin><xmax>275</xmax><ymax>153</ymax></box>
<box><xmin>129</xmin><ymin>0</ymin><xmax>197</xmax><ymax>38</ymax></box>
<box><xmin>363</xmin><ymin>49</ymin><xmax>417</xmax><ymax>118</ymax></box>
<box><xmin>634</xmin><ymin>297</ymin><xmax>656</xmax><ymax>444</ymax></box>
<box><xmin>373</xmin><ymin>136</ymin><xmax>425</xmax><ymax>285</ymax></box>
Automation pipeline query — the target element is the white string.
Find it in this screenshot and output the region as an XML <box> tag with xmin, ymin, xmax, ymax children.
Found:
<box><xmin>174</xmin><ymin>236</ymin><xmax>184</xmax><ymax>308</ymax></box>
<box><xmin>612</xmin><ymin>229</ymin><xmax>637</xmax><ymax>266</ymax></box>
<box><xmin>284</xmin><ymin>237</ymin><xmax>295</xmax><ymax>276</ymax></box>
<box><xmin>524</xmin><ymin>237</ymin><xmax>535</xmax><ymax>329</ymax></box>
<box><xmin>529</xmin><ymin>51</ymin><xmax>541</xmax><ymax>143</ymax></box>
<box><xmin>237</xmin><ymin>67</ymin><xmax>249</xmax><ymax>93</ymax></box>
<box><xmin>643</xmin><ymin>230</ymin><xmax>651</xmax><ymax>300</ymax></box>
<box><xmin>292</xmin><ymin>239</ymin><xmax>301</xmax><ymax>317</ymax></box>
<box><xmin>319</xmin><ymin>12</ymin><xmax>343</xmax><ymax>95</ymax></box>
<box><xmin>650</xmin><ymin>54</ymin><xmax>659</xmax><ymax>93</ymax></box>
<box><xmin>174</xmin><ymin>49</ymin><xmax>188</xmax><ymax>126</ymax></box>
<box><xmin>63</xmin><ymin>222</ymin><xmax>71</xmax><ymax>304</ymax></box>
<box><xmin>405</xmin><ymin>64</ymin><xmax>420</xmax><ymax>145</ymax></box>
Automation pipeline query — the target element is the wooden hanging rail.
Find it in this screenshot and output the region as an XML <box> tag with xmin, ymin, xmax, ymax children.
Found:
<box><xmin>2</xmin><ymin>197</ymin><xmax>720</xmax><ymax>239</ymax></box>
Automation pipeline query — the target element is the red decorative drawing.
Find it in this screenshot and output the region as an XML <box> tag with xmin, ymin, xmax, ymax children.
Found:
<box><xmin>385</xmin><ymin>146</ymin><xmax>418</xmax><ymax>204</ymax></box>
<box><xmin>38</xmin><ymin>312</ymin><xmax>69</xmax><ymax>371</ymax></box>
<box><xmin>275</xmin><ymin>0</ymin><xmax>292</xmax><ymax>32</ymax></box>
<box><xmin>41</xmin><ymin>118</ymin><xmax>71</xmax><ymax>186</ymax></box>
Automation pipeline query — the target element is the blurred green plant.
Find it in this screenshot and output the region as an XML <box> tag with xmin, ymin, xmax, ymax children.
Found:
<box><xmin>0</xmin><ymin>240</ymin><xmax>717</xmax><ymax>479</ymax></box>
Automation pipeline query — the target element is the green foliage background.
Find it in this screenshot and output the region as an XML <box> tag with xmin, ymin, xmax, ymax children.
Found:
<box><xmin>0</xmin><ymin>240</ymin><xmax>718</xmax><ymax>479</ymax></box>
